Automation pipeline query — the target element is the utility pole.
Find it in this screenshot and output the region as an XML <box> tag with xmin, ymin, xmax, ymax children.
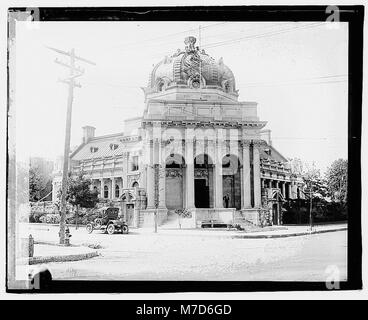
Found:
<box><xmin>47</xmin><ymin>46</ymin><xmax>95</xmax><ymax>245</ymax></box>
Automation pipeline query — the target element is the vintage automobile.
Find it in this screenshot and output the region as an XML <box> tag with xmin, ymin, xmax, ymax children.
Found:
<box><xmin>86</xmin><ymin>207</ymin><xmax>129</xmax><ymax>235</ymax></box>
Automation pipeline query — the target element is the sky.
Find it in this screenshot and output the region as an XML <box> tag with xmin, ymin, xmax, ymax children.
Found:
<box><xmin>13</xmin><ymin>21</ymin><xmax>348</xmax><ymax>173</ymax></box>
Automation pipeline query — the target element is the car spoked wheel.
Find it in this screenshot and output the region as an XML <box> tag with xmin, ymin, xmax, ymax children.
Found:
<box><xmin>86</xmin><ymin>224</ymin><xmax>93</xmax><ymax>234</ymax></box>
<box><xmin>122</xmin><ymin>225</ymin><xmax>129</xmax><ymax>234</ymax></box>
<box><xmin>94</xmin><ymin>218</ymin><xmax>103</xmax><ymax>229</ymax></box>
<box><xmin>107</xmin><ymin>224</ymin><xmax>115</xmax><ymax>235</ymax></box>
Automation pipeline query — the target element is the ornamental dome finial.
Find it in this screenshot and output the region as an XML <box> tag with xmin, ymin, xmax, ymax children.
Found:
<box><xmin>184</xmin><ymin>36</ymin><xmax>197</xmax><ymax>52</ymax></box>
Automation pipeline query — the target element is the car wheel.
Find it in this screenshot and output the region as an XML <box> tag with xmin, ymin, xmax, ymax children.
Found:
<box><xmin>107</xmin><ymin>224</ymin><xmax>115</xmax><ymax>235</ymax></box>
<box><xmin>122</xmin><ymin>225</ymin><xmax>129</xmax><ymax>234</ymax></box>
<box><xmin>94</xmin><ymin>218</ymin><xmax>102</xmax><ymax>229</ymax></box>
<box><xmin>86</xmin><ymin>224</ymin><xmax>93</xmax><ymax>234</ymax></box>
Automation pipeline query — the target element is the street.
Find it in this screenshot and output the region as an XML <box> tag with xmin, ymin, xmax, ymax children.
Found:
<box><xmin>24</xmin><ymin>224</ymin><xmax>347</xmax><ymax>282</ymax></box>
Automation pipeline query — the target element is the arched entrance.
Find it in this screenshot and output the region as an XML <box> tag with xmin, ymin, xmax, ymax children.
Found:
<box><xmin>194</xmin><ymin>154</ymin><xmax>214</xmax><ymax>208</ymax></box>
<box><xmin>222</xmin><ymin>154</ymin><xmax>241</xmax><ymax>210</ymax></box>
<box><xmin>165</xmin><ymin>154</ymin><xmax>185</xmax><ymax>210</ymax></box>
<box><xmin>120</xmin><ymin>189</ymin><xmax>136</xmax><ymax>226</ymax></box>
<box><xmin>271</xmin><ymin>189</ymin><xmax>285</xmax><ymax>225</ymax></box>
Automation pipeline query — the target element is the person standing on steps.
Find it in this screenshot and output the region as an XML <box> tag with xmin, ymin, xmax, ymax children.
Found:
<box><xmin>223</xmin><ymin>194</ymin><xmax>230</xmax><ymax>208</ymax></box>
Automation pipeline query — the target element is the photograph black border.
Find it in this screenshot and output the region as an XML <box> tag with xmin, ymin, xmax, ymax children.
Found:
<box><xmin>6</xmin><ymin>5</ymin><xmax>363</xmax><ymax>293</ymax></box>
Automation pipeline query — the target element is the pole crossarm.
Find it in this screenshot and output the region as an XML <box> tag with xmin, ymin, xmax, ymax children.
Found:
<box><xmin>47</xmin><ymin>46</ymin><xmax>96</xmax><ymax>65</ymax></box>
<box><xmin>55</xmin><ymin>58</ymin><xmax>85</xmax><ymax>74</ymax></box>
<box><xmin>58</xmin><ymin>79</ymin><xmax>82</xmax><ymax>87</ymax></box>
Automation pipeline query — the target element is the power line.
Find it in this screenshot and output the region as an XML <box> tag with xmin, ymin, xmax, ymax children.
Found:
<box><xmin>202</xmin><ymin>22</ymin><xmax>326</xmax><ymax>49</ymax></box>
<box><xmin>111</xmin><ymin>22</ymin><xmax>227</xmax><ymax>50</ymax></box>
<box><xmin>239</xmin><ymin>79</ymin><xmax>347</xmax><ymax>88</ymax></box>
<box><xmin>200</xmin><ymin>22</ymin><xmax>300</xmax><ymax>43</ymax></box>
<box><xmin>237</xmin><ymin>74</ymin><xmax>348</xmax><ymax>88</ymax></box>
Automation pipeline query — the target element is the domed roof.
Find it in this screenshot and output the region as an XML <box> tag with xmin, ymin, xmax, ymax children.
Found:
<box><xmin>147</xmin><ymin>36</ymin><xmax>237</xmax><ymax>95</ymax></box>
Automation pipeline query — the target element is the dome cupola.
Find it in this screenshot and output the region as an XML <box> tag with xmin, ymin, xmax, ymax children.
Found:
<box><xmin>145</xmin><ymin>36</ymin><xmax>237</xmax><ymax>96</ymax></box>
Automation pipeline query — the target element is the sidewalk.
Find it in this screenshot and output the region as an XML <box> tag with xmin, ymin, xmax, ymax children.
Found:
<box><xmin>135</xmin><ymin>223</ymin><xmax>347</xmax><ymax>239</ymax></box>
<box><xmin>233</xmin><ymin>223</ymin><xmax>347</xmax><ymax>239</ymax></box>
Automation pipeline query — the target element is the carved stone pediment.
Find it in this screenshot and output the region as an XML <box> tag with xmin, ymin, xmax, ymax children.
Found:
<box><xmin>194</xmin><ymin>168</ymin><xmax>209</xmax><ymax>178</ymax></box>
<box><xmin>127</xmin><ymin>173</ymin><xmax>140</xmax><ymax>187</ymax></box>
<box><xmin>166</xmin><ymin>168</ymin><xmax>183</xmax><ymax>178</ymax></box>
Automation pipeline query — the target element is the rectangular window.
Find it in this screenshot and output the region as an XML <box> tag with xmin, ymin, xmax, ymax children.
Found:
<box><xmin>131</xmin><ymin>156</ymin><xmax>139</xmax><ymax>171</ymax></box>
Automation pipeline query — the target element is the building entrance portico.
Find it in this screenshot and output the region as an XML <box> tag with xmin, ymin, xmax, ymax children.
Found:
<box><xmin>165</xmin><ymin>154</ymin><xmax>185</xmax><ymax>210</ymax></box>
<box><xmin>222</xmin><ymin>154</ymin><xmax>241</xmax><ymax>210</ymax></box>
<box><xmin>194</xmin><ymin>154</ymin><xmax>214</xmax><ymax>208</ymax></box>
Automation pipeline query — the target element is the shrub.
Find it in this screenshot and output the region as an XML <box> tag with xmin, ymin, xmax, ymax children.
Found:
<box><xmin>29</xmin><ymin>211</ymin><xmax>45</xmax><ymax>223</ymax></box>
<box><xmin>39</xmin><ymin>214</ymin><xmax>61</xmax><ymax>224</ymax></box>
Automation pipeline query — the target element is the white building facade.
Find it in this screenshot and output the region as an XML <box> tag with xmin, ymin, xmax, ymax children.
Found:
<box><xmin>53</xmin><ymin>36</ymin><xmax>304</xmax><ymax>228</ymax></box>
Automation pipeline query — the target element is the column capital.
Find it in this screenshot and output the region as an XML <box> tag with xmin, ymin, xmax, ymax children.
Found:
<box><xmin>252</xmin><ymin>139</ymin><xmax>268</xmax><ymax>149</ymax></box>
<box><xmin>240</xmin><ymin>139</ymin><xmax>252</xmax><ymax>148</ymax></box>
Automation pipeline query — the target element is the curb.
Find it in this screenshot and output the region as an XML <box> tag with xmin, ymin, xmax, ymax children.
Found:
<box><xmin>232</xmin><ymin>227</ymin><xmax>347</xmax><ymax>239</ymax></box>
<box><xmin>18</xmin><ymin>251</ymin><xmax>99</xmax><ymax>265</ymax></box>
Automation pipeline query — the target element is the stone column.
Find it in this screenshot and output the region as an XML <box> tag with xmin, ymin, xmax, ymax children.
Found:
<box><xmin>146</xmin><ymin>139</ymin><xmax>155</xmax><ymax>208</ymax></box>
<box><xmin>117</xmin><ymin>178</ymin><xmax>122</xmax><ymax>198</ymax></box>
<box><xmin>106</xmin><ymin>179</ymin><xmax>111</xmax><ymax>199</ymax></box>
<box><xmin>288</xmin><ymin>183</ymin><xmax>292</xmax><ymax>199</ymax></box>
<box><xmin>268</xmin><ymin>180</ymin><xmax>272</xmax><ymax>188</ymax></box>
<box><xmin>185</xmin><ymin>128</ymin><xmax>195</xmax><ymax>208</ymax></box>
<box><xmin>214</xmin><ymin>163</ymin><xmax>223</xmax><ymax>208</ymax></box>
<box><xmin>281</xmin><ymin>182</ymin><xmax>286</xmax><ymax>198</ymax></box>
<box><xmin>124</xmin><ymin>154</ymin><xmax>129</xmax><ymax>187</ymax></box>
<box><xmin>291</xmin><ymin>181</ymin><xmax>298</xmax><ymax>199</ymax></box>
<box><xmin>111</xmin><ymin>177</ymin><xmax>116</xmax><ymax>199</ymax></box>
<box><xmin>253</xmin><ymin>144</ymin><xmax>262</xmax><ymax>207</ymax></box>
<box><xmin>100</xmin><ymin>178</ymin><xmax>104</xmax><ymax>199</ymax></box>
<box><xmin>242</xmin><ymin>141</ymin><xmax>251</xmax><ymax>208</ymax></box>
<box><xmin>158</xmin><ymin>141</ymin><xmax>166</xmax><ymax>208</ymax></box>
<box><xmin>215</xmin><ymin>129</ymin><xmax>223</xmax><ymax>208</ymax></box>
<box><xmin>122</xmin><ymin>176</ymin><xmax>125</xmax><ymax>190</ymax></box>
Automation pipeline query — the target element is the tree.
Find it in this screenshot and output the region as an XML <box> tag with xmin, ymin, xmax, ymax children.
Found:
<box><xmin>29</xmin><ymin>158</ymin><xmax>53</xmax><ymax>202</ymax></box>
<box><xmin>58</xmin><ymin>171</ymin><xmax>99</xmax><ymax>208</ymax></box>
<box><xmin>29</xmin><ymin>166</ymin><xmax>46</xmax><ymax>201</ymax></box>
<box><xmin>302</xmin><ymin>162</ymin><xmax>329</xmax><ymax>199</ymax></box>
<box><xmin>288</xmin><ymin>158</ymin><xmax>328</xmax><ymax>200</ymax></box>
<box><xmin>325</xmin><ymin>158</ymin><xmax>348</xmax><ymax>203</ymax></box>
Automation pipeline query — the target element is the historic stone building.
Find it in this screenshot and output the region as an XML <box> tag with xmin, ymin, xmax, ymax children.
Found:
<box><xmin>53</xmin><ymin>36</ymin><xmax>304</xmax><ymax>228</ymax></box>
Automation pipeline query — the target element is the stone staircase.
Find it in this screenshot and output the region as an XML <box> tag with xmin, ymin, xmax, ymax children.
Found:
<box><xmin>233</xmin><ymin>211</ymin><xmax>259</xmax><ymax>231</ymax></box>
<box><xmin>137</xmin><ymin>212</ymin><xmax>145</xmax><ymax>228</ymax></box>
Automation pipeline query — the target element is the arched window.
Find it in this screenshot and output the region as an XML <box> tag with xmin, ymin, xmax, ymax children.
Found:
<box><xmin>104</xmin><ymin>185</ymin><xmax>109</xmax><ymax>198</ymax></box>
<box><xmin>115</xmin><ymin>184</ymin><xmax>120</xmax><ymax>198</ymax></box>
<box><xmin>110</xmin><ymin>143</ymin><xmax>119</xmax><ymax>151</ymax></box>
<box><xmin>224</xmin><ymin>83</ymin><xmax>230</xmax><ymax>93</ymax></box>
<box><xmin>132</xmin><ymin>181</ymin><xmax>139</xmax><ymax>188</ymax></box>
